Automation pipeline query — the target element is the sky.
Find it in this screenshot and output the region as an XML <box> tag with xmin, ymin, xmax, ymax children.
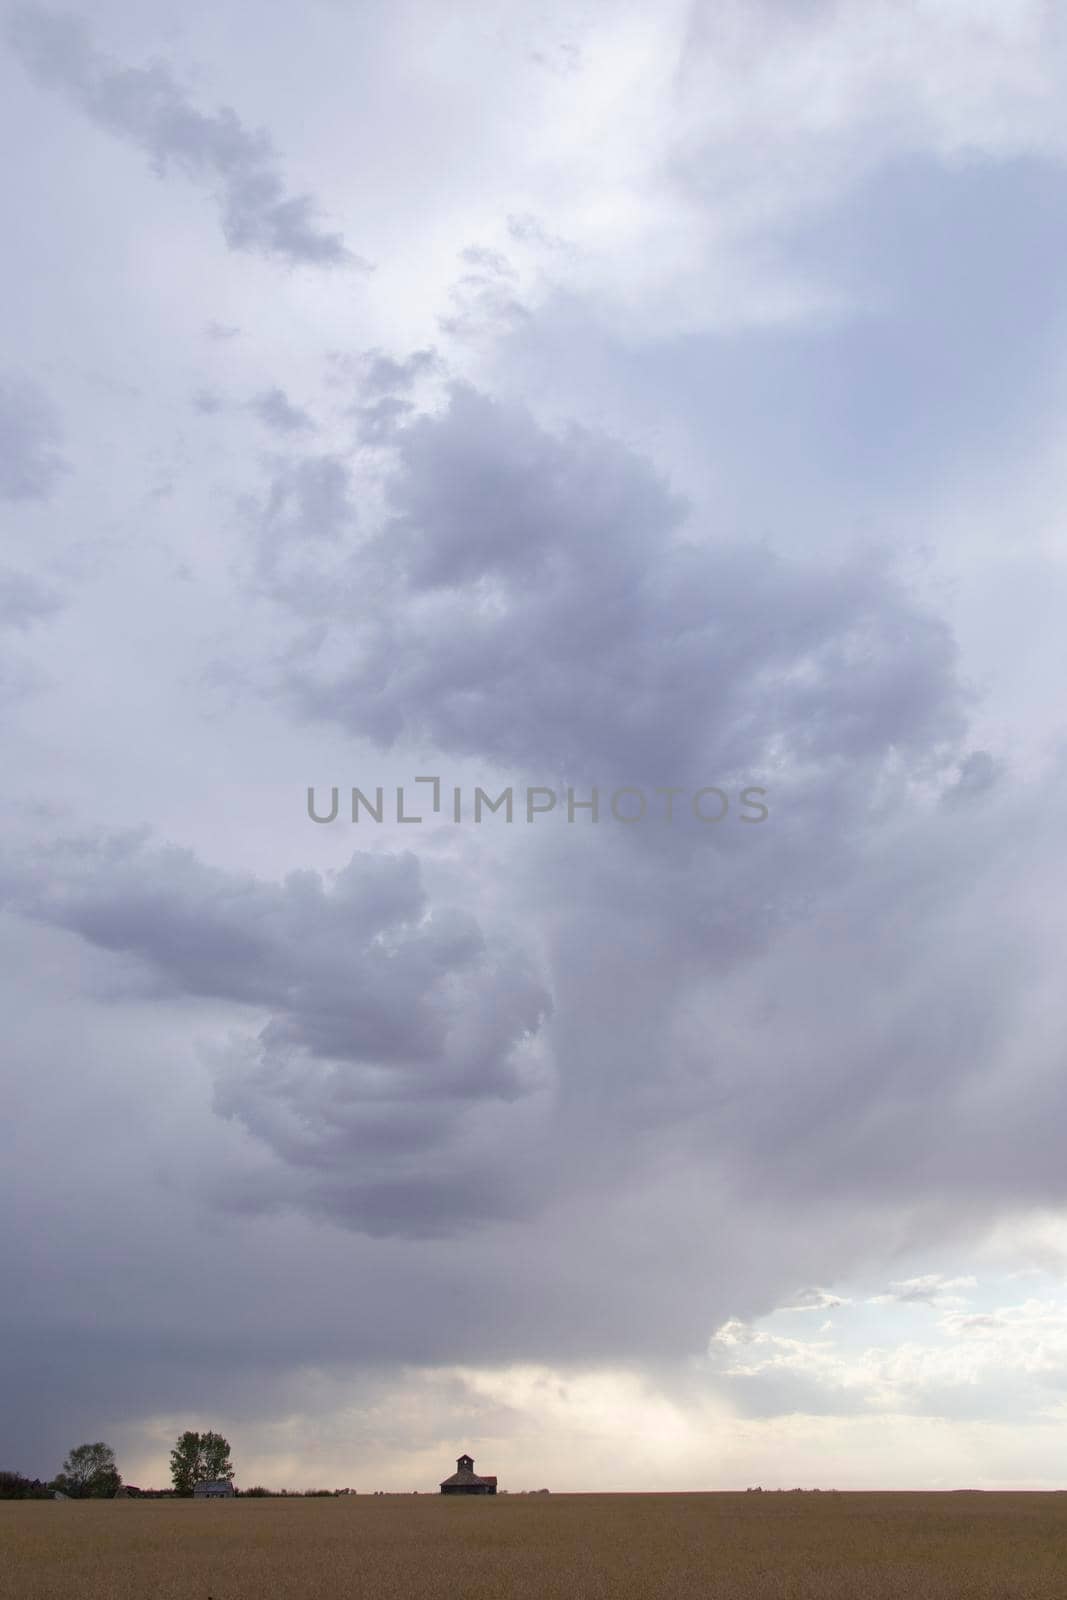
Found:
<box><xmin>3</xmin><ymin>0</ymin><xmax>1067</xmax><ymax>1494</ymax></box>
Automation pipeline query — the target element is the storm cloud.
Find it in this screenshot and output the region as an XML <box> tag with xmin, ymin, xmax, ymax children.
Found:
<box><xmin>257</xmin><ymin>382</ymin><xmax>966</xmax><ymax>785</ymax></box>
<box><xmin>0</xmin><ymin>834</ymin><xmax>549</xmax><ymax>1233</ymax></box>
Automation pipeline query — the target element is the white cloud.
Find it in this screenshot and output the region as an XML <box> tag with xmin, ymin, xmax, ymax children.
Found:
<box><xmin>870</xmin><ymin>1274</ymin><xmax>980</xmax><ymax>1308</ymax></box>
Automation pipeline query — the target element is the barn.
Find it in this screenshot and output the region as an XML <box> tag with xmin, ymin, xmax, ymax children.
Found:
<box><xmin>439</xmin><ymin>1454</ymin><xmax>497</xmax><ymax>1495</ymax></box>
<box><xmin>193</xmin><ymin>1479</ymin><xmax>235</xmax><ymax>1498</ymax></box>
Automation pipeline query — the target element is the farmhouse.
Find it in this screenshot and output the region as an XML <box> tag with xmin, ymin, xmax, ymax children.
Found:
<box><xmin>439</xmin><ymin>1454</ymin><xmax>497</xmax><ymax>1495</ymax></box>
<box><xmin>193</xmin><ymin>1479</ymin><xmax>235</xmax><ymax>1498</ymax></box>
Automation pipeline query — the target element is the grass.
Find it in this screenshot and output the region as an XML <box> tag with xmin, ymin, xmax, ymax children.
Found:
<box><xmin>3</xmin><ymin>1491</ymin><xmax>1067</xmax><ymax>1599</ymax></box>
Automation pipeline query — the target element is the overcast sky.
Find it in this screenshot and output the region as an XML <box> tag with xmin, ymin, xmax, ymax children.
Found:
<box><xmin>4</xmin><ymin>0</ymin><xmax>1067</xmax><ymax>1493</ymax></box>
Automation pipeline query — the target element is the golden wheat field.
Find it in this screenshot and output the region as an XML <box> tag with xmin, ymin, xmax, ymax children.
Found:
<box><xmin>3</xmin><ymin>1491</ymin><xmax>1067</xmax><ymax>1600</ymax></box>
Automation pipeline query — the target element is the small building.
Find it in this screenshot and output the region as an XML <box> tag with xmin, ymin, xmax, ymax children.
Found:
<box><xmin>193</xmin><ymin>1479</ymin><xmax>235</xmax><ymax>1498</ymax></box>
<box><xmin>439</xmin><ymin>1454</ymin><xmax>497</xmax><ymax>1496</ymax></box>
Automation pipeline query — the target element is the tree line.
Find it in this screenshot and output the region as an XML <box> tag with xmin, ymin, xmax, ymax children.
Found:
<box><xmin>0</xmin><ymin>1431</ymin><xmax>235</xmax><ymax>1499</ymax></box>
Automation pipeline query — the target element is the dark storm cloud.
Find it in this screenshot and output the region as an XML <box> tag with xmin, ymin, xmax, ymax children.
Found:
<box><xmin>0</xmin><ymin>373</ymin><xmax>67</xmax><ymax>500</ymax></box>
<box><xmin>210</xmin><ymin>373</ymin><xmax>1067</xmax><ymax>1273</ymax></box>
<box><xmin>4</xmin><ymin>369</ymin><xmax>1033</xmax><ymax>1280</ymax></box>
<box><xmin>6</xmin><ymin>4</ymin><xmax>365</xmax><ymax>268</ymax></box>
<box><xmin>4</xmin><ymin>778</ymin><xmax>1066</xmax><ymax>1465</ymax></box>
<box><xmin>0</xmin><ymin>833</ymin><xmax>550</xmax><ymax>1234</ymax></box>
<box><xmin>222</xmin><ymin>377</ymin><xmax>1067</xmax><ymax>1248</ymax></box>
<box><xmin>262</xmin><ymin>381</ymin><xmax>965</xmax><ymax>781</ymax></box>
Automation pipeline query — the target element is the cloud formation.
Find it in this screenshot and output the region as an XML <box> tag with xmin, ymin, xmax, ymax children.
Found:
<box><xmin>0</xmin><ymin>833</ymin><xmax>549</xmax><ymax>1234</ymax></box>
<box><xmin>711</xmin><ymin>1282</ymin><xmax>1067</xmax><ymax>1430</ymax></box>
<box><xmin>7</xmin><ymin>4</ymin><xmax>363</xmax><ymax>267</ymax></box>
<box><xmin>259</xmin><ymin>382</ymin><xmax>965</xmax><ymax>786</ymax></box>
<box><xmin>249</xmin><ymin>388</ymin><xmax>315</xmax><ymax>435</ymax></box>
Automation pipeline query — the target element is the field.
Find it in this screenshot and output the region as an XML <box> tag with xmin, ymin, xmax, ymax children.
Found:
<box><xmin>3</xmin><ymin>1492</ymin><xmax>1067</xmax><ymax>1600</ymax></box>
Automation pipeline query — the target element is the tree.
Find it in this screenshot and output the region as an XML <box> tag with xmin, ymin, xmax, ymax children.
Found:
<box><xmin>0</xmin><ymin>1471</ymin><xmax>54</xmax><ymax>1500</ymax></box>
<box><xmin>200</xmin><ymin>1431</ymin><xmax>234</xmax><ymax>1484</ymax></box>
<box><xmin>169</xmin><ymin>1432</ymin><xmax>200</xmax><ymax>1496</ymax></box>
<box><xmin>169</xmin><ymin>1430</ymin><xmax>234</xmax><ymax>1495</ymax></box>
<box><xmin>53</xmin><ymin>1443</ymin><xmax>121</xmax><ymax>1499</ymax></box>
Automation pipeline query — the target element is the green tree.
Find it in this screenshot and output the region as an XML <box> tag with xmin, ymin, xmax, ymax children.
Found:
<box><xmin>200</xmin><ymin>1431</ymin><xmax>233</xmax><ymax>1484</ymax></box>
<box><xmin>169</xmin><ymin>1430</ymin><xmax>234</xmax><ymax>1495</ymax></box>
<box><xmin>53</xmin><ymin>1443</ymin><xmax>121</xmax><ymax>1499</ymax></box>
<box><xmin>169</xmin><ymin>1431</ymin><xmax>200</xmax><ymax>1496</ymax></box>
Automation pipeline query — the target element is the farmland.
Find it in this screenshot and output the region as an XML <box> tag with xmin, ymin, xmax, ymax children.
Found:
<box><xmin>3</xmin><ymin>1491</ymin><xmax>1067</xmax><ymax>1600</ymax></box>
